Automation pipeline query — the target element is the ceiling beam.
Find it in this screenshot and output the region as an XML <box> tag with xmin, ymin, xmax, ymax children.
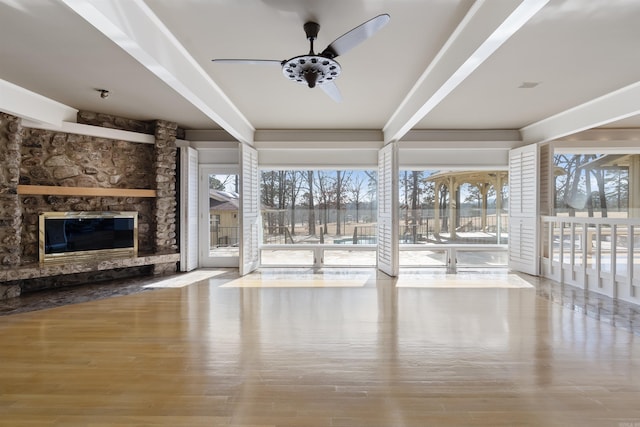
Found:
<box><xmin>255</xmin><ymin>129</ymin><xmax>383</xmax><ymax>143</ymax></box>
<box><xmin>22</xmin><ymin>119</ymin><xmax>154</xmax><ymax>144</ymax></box>
<box><xmin>383</xmin><ymin>0</ymin><xmax>549</xmax><ymax>144</ymax></box>
<box><xmin>401</xmin><ymin>129</ymin><xmax>521</xmax><ymax>146</ymax></box>
<box><xmin>521</xmin><ymin>81</ymin><xmax>640</xmax><ymax>144</ymax></box>
<box><xmin>60</xmin><ymin>0</ymin><xmax>254</xmax><ymax>144</ymax></box>
<box><xmin>0</xmin><ymin>79</ymin><xmax>77</xmax><ymax>126</ymax></box>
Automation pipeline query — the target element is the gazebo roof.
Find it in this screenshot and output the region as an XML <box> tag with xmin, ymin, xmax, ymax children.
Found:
<box><xmin>425</xmin><ymin>170</ymin><xmax>508</xmax><ymax>185</ymax></box>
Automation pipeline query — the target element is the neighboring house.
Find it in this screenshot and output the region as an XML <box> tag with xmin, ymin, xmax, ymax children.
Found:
<box><xmin>209</xmin><ymin>190</ymin><xmax>239</xmax><ymax>247</ymax></box>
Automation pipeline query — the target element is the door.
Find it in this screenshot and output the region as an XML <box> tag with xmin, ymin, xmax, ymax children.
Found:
<box><xmin>199</xmin><ymin>165</ymin><xmax>240</xmax><ymax>268</ymax></box>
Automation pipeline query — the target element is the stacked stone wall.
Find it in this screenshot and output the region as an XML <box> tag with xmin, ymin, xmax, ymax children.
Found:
<box><xmin>76</xmin><ymin>111</ymin><xmax>186</xmax><ymax>139</ymax></box>
<box><xmin>20</xmin><ymin>128</ymin><xmax>154</xmax><ymax>189</ymax></box>
<box><xmin>0</xmin><ymin>113</ymin><xmax>23</xmax><ymax>267</ymax></box>
<box><xmin>152</xmin><ymin>120</ymin><xmax>178</xmax><ymax>253</ymax></box>
<box><xmin>77</xmin><ymin>111</ymin><xmax>156</xmax><ymax>135</ymax></box>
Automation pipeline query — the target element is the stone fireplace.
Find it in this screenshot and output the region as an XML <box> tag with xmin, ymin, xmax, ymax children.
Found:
<box><xmin>0</xmin><ymin>111</ymin><xmax>181</xmax><ymax>299</ymax></box>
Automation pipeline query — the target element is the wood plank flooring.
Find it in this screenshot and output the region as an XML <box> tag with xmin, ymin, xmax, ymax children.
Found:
<box><xmin>1</xmin><ymin>269</ymin><xmax>640</xmax><ymax>426</ymax></box>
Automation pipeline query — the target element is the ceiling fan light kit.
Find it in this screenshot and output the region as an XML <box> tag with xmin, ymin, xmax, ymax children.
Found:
<box><xmin>282</xmin><ymin>56</ymin><xmax>341</xmax><ymax>88</ymax></box>
<box><xmin>212</xmin><ymin>14</ymin><xmax>390</xmax><ymax>101</ymax></box>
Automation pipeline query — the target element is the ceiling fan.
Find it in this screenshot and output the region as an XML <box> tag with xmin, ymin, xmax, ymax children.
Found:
<box><xmin>212</xmin><ymin>14</ymin><xmax>390</xmax><ymax>102</ymax></box>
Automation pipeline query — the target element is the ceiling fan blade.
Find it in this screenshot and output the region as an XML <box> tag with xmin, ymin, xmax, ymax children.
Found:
<box><xmin>212</xmin><ymin>59</ymin><xmax>283</xmax><ymax>66</ymax></box>
<box><xmin>321</xmin><ymin>14</ymin><xmax>390</xmax><ymax>59</ymax></box>
<box><xmin>320</xmin><ymin>81</ymin><xmax>342</xmax><ymax>103</ymax></box>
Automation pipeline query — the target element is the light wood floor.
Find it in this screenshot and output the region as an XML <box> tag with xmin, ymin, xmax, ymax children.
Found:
<box><xmin>1</xmin><ymin>269</ymin><xmax>640</xmax><ymax>426</ymax></box>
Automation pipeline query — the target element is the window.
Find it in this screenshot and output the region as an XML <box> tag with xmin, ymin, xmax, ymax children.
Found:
<box><xmin>260</xmin><ymin>169</ymin><xmax>377</xmax><ymax>267</ymax></box>
<box><xmin>399</xmin><ymin>170</ymin><xmax>508</xmax><ymax>268</ymax></box>
<box><xmin>554</xmin><ymin>153</ymin><xmax>631</xmax><ymax>217</ymax></box>
<box><xmin>260</xmin><ymin>170</ymin><xmax>377</xmax><ymax>245</ymax></box>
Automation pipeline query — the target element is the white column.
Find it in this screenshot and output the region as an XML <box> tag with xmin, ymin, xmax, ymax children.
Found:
<box><xmin>448</xmin><ymin>177</ymin><xmax>457</xmax><ymax>241</ymax></box>
<box><xmin>434</xmin><ymin>183</ymin><xmax>441</xmax><ymax>235</ymax></box>
<box><xmin>496</xmin><ymin>174</ymin><xmax>503</xmax><ymax>244</ymax></box>
<box><xmin>629</xmin><ymin>155</ymin><xmax>640</xmax><ymax>218</ymax></box>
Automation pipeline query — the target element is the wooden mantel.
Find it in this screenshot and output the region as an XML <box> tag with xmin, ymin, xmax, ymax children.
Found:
<box><xmin>17</xmin><ymin>185</ymin><xmax>157</xmax><ymax>198</ymax></box>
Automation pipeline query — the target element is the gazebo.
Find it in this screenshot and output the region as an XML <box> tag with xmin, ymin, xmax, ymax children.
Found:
<box><xmin>426</xmin><ymin>170</ymin><xmax>508</xmax><ymax>241</ymax></box>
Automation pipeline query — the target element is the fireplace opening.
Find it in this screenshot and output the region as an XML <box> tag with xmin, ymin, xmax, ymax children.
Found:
<box><xmin>39</xmin><ymin>211</ymin><xmax>138</xmax><ymax>264</ymax></box>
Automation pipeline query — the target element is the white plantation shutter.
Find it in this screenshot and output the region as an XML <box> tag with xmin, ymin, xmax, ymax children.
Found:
<box><xmin>538</xmin><ymin>143</ymin><xmax>553</xmax><ymax>216</ymax></box>
<box><xmin>508</xmin><ymin>144</ymin><xmax>539</xmax><ymax>275</ymax></box>
<box><xmin>180</xmin><ymin>146</ymin><xmax>198</xmax><ymax>271</ymax></box>
<box><xmin>240</xmin><ymin>143</ymin><xmax>260</xmax><ymax>275</ymax></box>
<box><xmin>378</xmin><ymin>142</ymin><xmax>399</xmax><ymax>276</ymax></box>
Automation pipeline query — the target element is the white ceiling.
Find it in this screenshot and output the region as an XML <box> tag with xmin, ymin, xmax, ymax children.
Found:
<box><xmin>1</xmin><ymin>0</ymin><xmax>640</xmax><ymax>144</ymax></box>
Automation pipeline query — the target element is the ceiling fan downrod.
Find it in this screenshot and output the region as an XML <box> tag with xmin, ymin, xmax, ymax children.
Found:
<box><xmin>303</xmin><ymin>22</ymin><xmax>321</xmax><ymax>55</ymax></box>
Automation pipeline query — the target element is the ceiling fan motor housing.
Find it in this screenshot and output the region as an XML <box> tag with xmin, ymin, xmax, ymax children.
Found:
<box><xmin>282</xmin><ymin>55</ymin><xmax>341</xmax><ymax>88</ymax></box>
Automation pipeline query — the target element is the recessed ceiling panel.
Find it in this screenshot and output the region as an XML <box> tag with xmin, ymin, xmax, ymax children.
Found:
<box><xmin>147</xmin><ymin>0</ymin><xmax>474</xmax><ymax>130</ymax></box>
<box><xmin>415</xmin><ymin>0</ymin><xmax>640</xmax><ymax>130</ymax></box>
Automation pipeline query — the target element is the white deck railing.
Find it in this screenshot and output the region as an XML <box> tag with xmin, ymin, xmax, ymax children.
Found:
<box><xmin>541</xmin><ymin>216</ymin><xmax>640</xmax><ymax>303</ymax></box>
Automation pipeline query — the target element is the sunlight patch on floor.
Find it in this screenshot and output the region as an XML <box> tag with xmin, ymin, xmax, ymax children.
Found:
<box><xmin>395</xmin><ymin>274</ymin><xmax>534</xmax><ymax>289</ymax></box>
<box><xmin>144</xmin><ymin>270</ymin><xmax>230</xmax><ymax>288</ymax></box>
<box><xmin>219</xmin><ymin>276</ymin><xmax>369</xmax><ymax>288</ymax></box>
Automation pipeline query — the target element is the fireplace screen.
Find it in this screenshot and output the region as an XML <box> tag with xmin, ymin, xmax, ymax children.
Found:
<box><xmin>39</xmin><ymin>211</ymin><xmax>138</xmax><ymax>264</ymax></box>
